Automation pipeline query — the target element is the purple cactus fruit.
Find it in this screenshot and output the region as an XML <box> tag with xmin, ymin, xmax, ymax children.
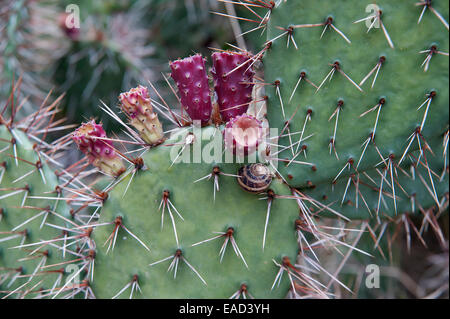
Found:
<box><xmin>119</xmin><ymin>85</ymin><xmax>164</xmax><ymax>145</ymax></box>
<box><xmin>170</xmin><ymin>54</ymin><xmax>212</xmax><ymax>126</ymax></box>
<box><xmin>211</xmin><ymin>51</ymin><xmax>255</xmax><ymax>123</ymax></box>
<box><xmin>72</xmin><ymin>120</ymin><xmax>125</xmax><ymax>177</ymax></box>
<box><xmin>224</xmin><ymin>114</ymin><xmax>263</xmax><ymax>157</ymax></box>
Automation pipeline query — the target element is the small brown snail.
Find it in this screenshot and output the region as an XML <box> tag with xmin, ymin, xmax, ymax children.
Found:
<box><xmin>237</xmin><ymin>163</ymin><xmax>272</xmax><ymax>193</ymax></box>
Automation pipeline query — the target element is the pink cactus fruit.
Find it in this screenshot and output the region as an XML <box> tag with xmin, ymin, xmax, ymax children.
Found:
<box><xmin>224</xmin><ymin>114</ymin><xmax>263</xmax><ymax>157</ymax></box>
<box><xmin>72</xmin><ymin>120</ymin><xmax>126</xmax><ymax>177</ymax></box>
<box><xmin>211</xmin><ymin>51</ymin><xmax>255</xmax><ymax>123</ymax></box>
<box><xmin>119</xmin><ymin>85</ymin><xmax>164</xmax><ymax>145</ymax></box>
<box><xmin>170</xmin><ymin>54</ymin><xmax>212</xmax><ymax>126</ymax></box>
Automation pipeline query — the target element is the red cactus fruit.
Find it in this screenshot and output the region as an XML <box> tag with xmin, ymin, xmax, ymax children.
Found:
<box><xmin>119</xmin><ymin>85</ymin><xmax>164</xmax><ymax>145</ymax></box>
<box><xmin>170</xmin><ymin>54</ymin><xmax>212</xmax><ymax>126</ymax></box>
<box><xmin>72</xmin><ymin>120</ymin><xmax>125</xmax><ymax>177</ymax></box>
<box><xmin>211</xmin><ymin>51</ymin><xmax>255</xmax><ymax>123</ymax></box>
<box><xmin>224</xmin><ymin>114</ymin><xmax>263</xmax><ymax>157</ymax></box>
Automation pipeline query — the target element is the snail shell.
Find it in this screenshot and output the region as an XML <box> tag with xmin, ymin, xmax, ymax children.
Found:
<box><xmin>237</xmin><ymin>163</ymin><xmax>272</xmax><ymax>193</ymax></box>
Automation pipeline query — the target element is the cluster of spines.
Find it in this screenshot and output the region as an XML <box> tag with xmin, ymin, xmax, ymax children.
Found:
<box><xmin>236</xmin><ymin>0</ymin><xmax>450</xmax><ymax>217</ymax></box>
<box><xmin>0</xmin><ymin>81</ymin><xmax>85</xmax><ymax>299</ymax></box>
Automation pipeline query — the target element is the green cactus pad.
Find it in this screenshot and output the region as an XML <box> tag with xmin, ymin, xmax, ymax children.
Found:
<box><xmin>90</xmin><ymin>126</ymin><xmax>300</xmax><ymax>298</ymax></box>
<box><xmin>264</xmin><ymin>0</ymin><xmax>449</xmax><ymax>200</ymax></box>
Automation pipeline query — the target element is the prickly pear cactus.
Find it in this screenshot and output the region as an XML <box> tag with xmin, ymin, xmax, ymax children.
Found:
<box><xmin>1</xmin><ymin>0</ymin><xmax>448</xmax><ymax>300</ymax></box>
<box><xmin>66</xmin><ymin>75</ymin><xmax>304</xmax><ymax>297</ymax></box>
<box><xmin>262</xmin><ymin>0</ymin><xmax>449</xmax><ymax>219</ymax></box>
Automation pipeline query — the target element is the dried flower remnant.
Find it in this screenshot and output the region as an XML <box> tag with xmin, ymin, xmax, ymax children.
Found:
<box><xmin>224</xmin><ymin>114</ymin><xmax>263</xmax><ymax>156</ymax></box>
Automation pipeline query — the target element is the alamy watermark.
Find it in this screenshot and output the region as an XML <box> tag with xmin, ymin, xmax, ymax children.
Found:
<box><xmin>364</xmin><ymin>4</ymin><xmax>381</xmax><ymax>29</ymax></box>
<box><xmin>65</xmin><ymin>4</ymin><xmax>80</xmax><ymax>29</ymax></box>
<box><xmin>65</xmin><ymin>264</ymin><xmax>81</xmax><ymax>285</ymax></box>
<box><xmin>365</xmin><ymin>264</ymin><xmax>380</xmax><ymax>289</ymax></box>
<box><xmin>168</xmin><ymin>121</ymin><xmax>280</xmax><ymax>166</ymax></box>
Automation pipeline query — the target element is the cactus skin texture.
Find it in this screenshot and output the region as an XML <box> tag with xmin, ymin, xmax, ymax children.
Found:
<box><xmin>263</xmin><ymin>0</ymin><xmax>449</xmax><ymax>219</ymax></box>
<box><xmin>0</xmin><ymin>126</ymin><xmax>72</xmax><ymax>298</ymax></box>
